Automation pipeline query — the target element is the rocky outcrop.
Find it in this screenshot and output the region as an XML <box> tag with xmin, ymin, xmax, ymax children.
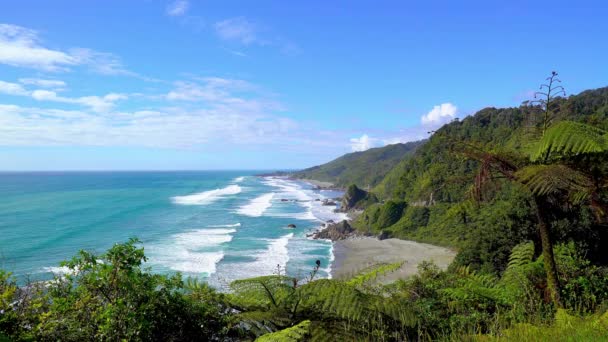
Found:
<box><xmin>312</xmin><ymin>220</ymin><xmax>357</xmax><ymax>241</ymax></box>
<box><xmin>287</xmin><ymin>224</ymin><xmax>296</xmax><ymax>228</ymax></box>
<box><xmin>340</xmin><ymin>184</ymin><xmax>378</xmax><ymax>212</ymax></box>
<box><xmin>322</xmin><ymin>199</ymin><xmax>337</xmax><ymax>206</ymax></box>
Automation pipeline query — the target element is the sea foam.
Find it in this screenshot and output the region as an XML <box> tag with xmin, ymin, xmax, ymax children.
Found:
<box><xmin>149</xmin><ymin>228</ymin><xmax>236</xmax><ymax>275</ymax></box>
<box><xmin>237</xmin><ymin>193</ymin><xmax>274</xmax><ymax>217</ymax></box>
<box><xmin>171</xmin><ymin>184</ymin><xmax>241</xmax><ymax>205</ymax></box>
<box><xmin>260</xmin><ymin>177</ymin><xmax>320</xmax><ymax>221</ymax></box>
<box><xmin>233</xmin><ymin>176</ymin><xmax>245</xmax><ymax>183</ymax></box>
<box><xmin>208</xmin><ymin>223</ymin><xmax>241</xmax><ymax>228</ymax></box>
<box><xmin>241</xmin><ymin>233</ymin><xmax>294</xmax><ymax>278</ymax></box>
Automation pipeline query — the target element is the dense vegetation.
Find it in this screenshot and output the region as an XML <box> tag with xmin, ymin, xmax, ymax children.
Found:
<box><xmin>3</xmin><ymin>76</ymin><xmax>608</xmax><ymax>340</ymax></box>
<box><xmin>355</xmin><ymin>84</ymin><xmax>608</xmax><ymax>275</ymax></box>
<box><xmin>292</xmin><ymin>140</ymin><xmax>424</xmax><ymax>189</ymax></box>
<box><xmin>2</xmin><ymin>239</ymin><xmax>607</xmax><ymax>341</ymax></box>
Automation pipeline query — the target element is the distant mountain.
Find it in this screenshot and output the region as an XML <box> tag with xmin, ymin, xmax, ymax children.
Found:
<box><xmin>291</xmin><ymin>140</ymin><xmax>424</xmax><ymax>189</ymax></box>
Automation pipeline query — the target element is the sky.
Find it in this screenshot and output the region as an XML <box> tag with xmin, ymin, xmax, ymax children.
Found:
<box><xmin>0</xmin><ymin>0</ymin><xmax>607</xmax><ymax>170</ymax></box>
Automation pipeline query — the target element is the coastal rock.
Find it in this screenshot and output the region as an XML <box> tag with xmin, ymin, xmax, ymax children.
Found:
<box><xmin>287</xmin><ymin>224</ymin><xmax>297</xmax><ymax>228</ymax></box>
<box><xmin>378</xmin><ymin>230</ymin><xmax>391</xmax><ymax>240</ymax></box>
<box><xmin>340</xmin><ymin>184</ymin><xmax>378</xmax><ymax>212</ymax></box>
<box><xmin>312</xmin><ymin>220</ymin><xmax>355</xmax><ymax>241</ymax></box>
<box><xmin>322</xmin><ymin>199</ymin><xmax>337</xmax><ymax>206</ymax></box>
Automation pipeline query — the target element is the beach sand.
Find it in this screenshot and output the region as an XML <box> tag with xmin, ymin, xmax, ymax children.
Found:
<box><xmin>298</xmin><ymin>178</ymin><xmax>336</xmax><ymax>189</ymax></box>
<box><xmin>331</xmin><ymin>237</ymin><xmax>456</xmax><ymax>283</ymax></box>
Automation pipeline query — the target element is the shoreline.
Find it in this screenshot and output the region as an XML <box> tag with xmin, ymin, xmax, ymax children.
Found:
<box><xmin>296</xmin><ymin>177</ymin><xmax>456</xmax><ymax>282</ymax></box>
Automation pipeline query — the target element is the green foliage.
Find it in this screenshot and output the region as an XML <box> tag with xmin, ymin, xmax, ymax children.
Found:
<box><xmin>292</xmin><ymin>140</ymin><xmax>423</xmax><ymax>189</ymax></box>
<box><xmin>256</xmin><ymin>320</ymin><xmax>310</xmax><ymax>341</ymax></box>
<box><xmin>341</xmin><ymin>184</ymin><xmax>378</xmax><ymax>210</ymax></box>
<box><xmin>354</xmin><ymin>200</ymin><xmax>407</xmax><ymax>234</ymax></box>
<box><xmin>531</xmin><ymin>120</ymin><xmax>608</xmax><ymax>161</ymax></box>
<box><xmin>1</xmin><ymin>239</ymin><xmax>229</xmax><ymax>341</ymax></box>
<box><xmin>346</xmin><ymin>262</ymin><xmax>404</xmax><ymax>287</ymax></box>
<box><xmin>375</xmin><ymin>200</ymin><xmax>407</xmax><ymax>229</ymax></box>
<box><xmin>479</xmin><ymin>309</ymin><xmax>608</xmax><ymax>341</ymax></box>
<box><xmin>514</xmin><ymin>164</ymin><xmax>593</xmax><ymax>206</ymax></box>
<box><xmin>2</xmin><ymin>237</ymin><xmax>608</xmax><ymax>340</ymax></box>
<box><xmin>553</xmin><ymin>242</ymin><xmax>608</xmax><ymax>313</ymax></box>
<box><xmin>227</xmin><ymin>268</ymin><xmax>416</xmax><ymax>340</ymax></box>
<box><xmin>0</xmin><ymin>271</ymin><xmax>19</xmax><ymax>337</ymax></box>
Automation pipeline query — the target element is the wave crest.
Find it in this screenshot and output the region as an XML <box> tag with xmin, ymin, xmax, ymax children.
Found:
<box><xmin>171</xmin><ymin>184</ymin><xmax>242</xmax><ymax>205</ymax></box>
<box><xmin>237</xmin><ymin>193</ymin><xmax>274</xmax><ymax>217</ymax></box>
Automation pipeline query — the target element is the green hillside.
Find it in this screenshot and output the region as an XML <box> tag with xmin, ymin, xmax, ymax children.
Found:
<box><xmin>355</xmin><ymin>86</ymin><xmax>608</xmax><ymax>274</ymax></box>
<box><xmin>292</xmin><ymin>140</ymin><xmax>424</xmax><ymax>189</ymax></box>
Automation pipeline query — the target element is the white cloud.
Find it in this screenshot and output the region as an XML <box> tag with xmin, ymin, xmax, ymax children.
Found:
<box><xmin>350</xmin><ymin>134</ymin><xmax>375</xmax><ymax>152</ymax></box>
<box><xmin>0</xmin><ymin>24</ymin><xmax>77</xmax><ymax>71</ymax></box>
<box><xmin>166</xmin><ymin>0</ymin><xmax>189</xmax><ymax>16</ymax></box>
<box><xmin>0</xmin><ymin>103</ymin><xmax>298</xmax><ymax>149</ymax></box>
<box><xmin>214</xmin><ymin>17</ymin><xmax>259</xmax><ymax>45</ymax></box>
<box><xmin>30</xmin><ymin>90</ymin><xmax>127</xmax><ymax>112</ymax></box>
<box><xmin>0</xmin><ymin>76</ymin><xmax>312</xmax><ymax>149</ymax></box>
<box><xmin>18</xmin><ymin>78</ymin><xmax>66</xmax><ymax>88</ymax></box>
<box><xmin>0</xmin><ymin>81</ymin><xmax>126</xmax><ymax>113</ymax></box>
<box><xmin>421</xmin><ymin>103</ymin><xmax>458</xmax><ymax>126</ymax></box>
<box><xmin>214</xmin><ymin>17</ymin><xmax>300</xmax><ymax>55</ymax></box>
<box><xmin>0</xmin><ymin>23</ymin><xmax>140</xmax><ymax>77</ymax></box>
<box><xmin>0</xmin><ymin>80</ymin><xmax>29</xmax><ymax>96</ymax></box>
<box><xmin>166</xmin><ymin>77</ymin><xmax>256</xmax><ymax>102</ymax></box>
<box><xmin>69</xmin><ymin>48</ymin><xmax>135</xmax><ymax>76</ymax></box>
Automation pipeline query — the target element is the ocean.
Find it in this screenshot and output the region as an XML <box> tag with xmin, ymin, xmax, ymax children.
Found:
<box><xmin>0</xmin><ymin>171</ymin><xmax>346</xmax><ymax>286</ymax></box>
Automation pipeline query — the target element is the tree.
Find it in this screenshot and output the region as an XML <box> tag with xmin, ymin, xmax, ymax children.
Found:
<box><xmin>452</xmin><ymin>72</ymin><xmax>608</xmax><ymax>307</ymax></box>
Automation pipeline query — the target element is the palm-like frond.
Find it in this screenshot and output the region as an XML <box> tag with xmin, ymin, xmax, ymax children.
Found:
<box><xmin>346</xmin><ymin>262</ymin><xmax>404</xmax><ymax>288</ymax></box>
<box><xmin>531</xmin><ymin>121</ymin><xmax>608</xmax><ymax>162</ymax></box>
<box><xmin>229</xmin><ymin>275</ymin><xmax>294</xmax><ymax>309</ymax></box>
<box><xmin>440</xmin><ymin>266</ymin><xmax>507</xmax><ymax>306</ymax></box>
<box><xmin>296</xmin><ymin>279</ymin><xmax>369</xmax><ymax>321</ymax></box>
<box><xmin>235</xmin><ymin>310</ymin><xmax>292</xmax><ymax>337</ymax></box>
<box><xmin>515</xmin><ymin>164</ymin><xmax>592</xmax><ymax>203</ymax></box>
<box><xmin>255</xmin><ymin>320</ymin><xmax>311</xmax><ymax>342</ymax></box>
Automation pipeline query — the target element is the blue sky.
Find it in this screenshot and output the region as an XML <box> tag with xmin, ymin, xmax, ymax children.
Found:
<box><xmin>0</xmin><ymin>0</ymin><xmax>606</xmax><ymax>170</ymax></box>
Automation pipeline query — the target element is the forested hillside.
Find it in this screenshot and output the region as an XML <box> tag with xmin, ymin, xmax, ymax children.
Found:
<box><xmin>355</xmin><ymin>85</ymin><xmax>608</xmax><ymax>274</ymax></box>
<box><xmin>292</xmin><ymin>140</ymin><xmax>424</xmax><ymax>189</ymax></box>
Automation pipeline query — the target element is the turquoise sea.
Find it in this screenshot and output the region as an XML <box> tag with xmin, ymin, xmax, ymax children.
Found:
<box><xmin>0</xmin><ymin>171</ymin><xmax>345</xmax><ymax>286</ymax></box>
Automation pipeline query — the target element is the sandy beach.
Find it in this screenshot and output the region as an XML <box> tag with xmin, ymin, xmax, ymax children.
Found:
<box><xmin>331</xmin><ymin>237</ymin><xmax>456</xmax><ymax>283</ymax></box>
<box><xmin>297</xmin><ymin>178</ymin><xmax>337</xmax><ymax>189</ymax></box>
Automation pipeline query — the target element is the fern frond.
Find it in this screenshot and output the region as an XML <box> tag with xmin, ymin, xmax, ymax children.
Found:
<box><xmin>229</xmin><ymin>275</ymin><xmax>294</xmax><ymax>309</ymax></box>
<box><xmin>531</xmin><ymin>121</ymin><xmax>608</xmax><ymax>161</ymax></box>
<box><xmin>309</xmin><ymin>320</ymin><xmax>362</xmax><ymax>341</ymax></box>
<box><xmin>255</xmin><ymin>320</ymin><xmax>311</xmax><ymax>342</ymax></box>
<box><xmin>235</xmin><ymin>310</ymin><xmax>291</xmax><ymax>337</ymax></box>
<box><xmin>346</xmin><ymin>262</ymin><xmax>404</xmax><ymax>287</ymax></box>
<box><xmin>441</xmin><ymin>267</ymin><xmax>506</xmax><ymax>306</ymax></box>
<box><xmin>515</xmin><ymin>164</ymin><xmax>592</xmax><ymax>202</ymax></box>
<box><xmin>506</xmin><ymin>241</ymin><xmax>535</xmax><ymax>270</ymax></box>
<box><xmin>296</xmin><ymin>279</ymin><xmax>368</xmax><ymax>321</ymax></box>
